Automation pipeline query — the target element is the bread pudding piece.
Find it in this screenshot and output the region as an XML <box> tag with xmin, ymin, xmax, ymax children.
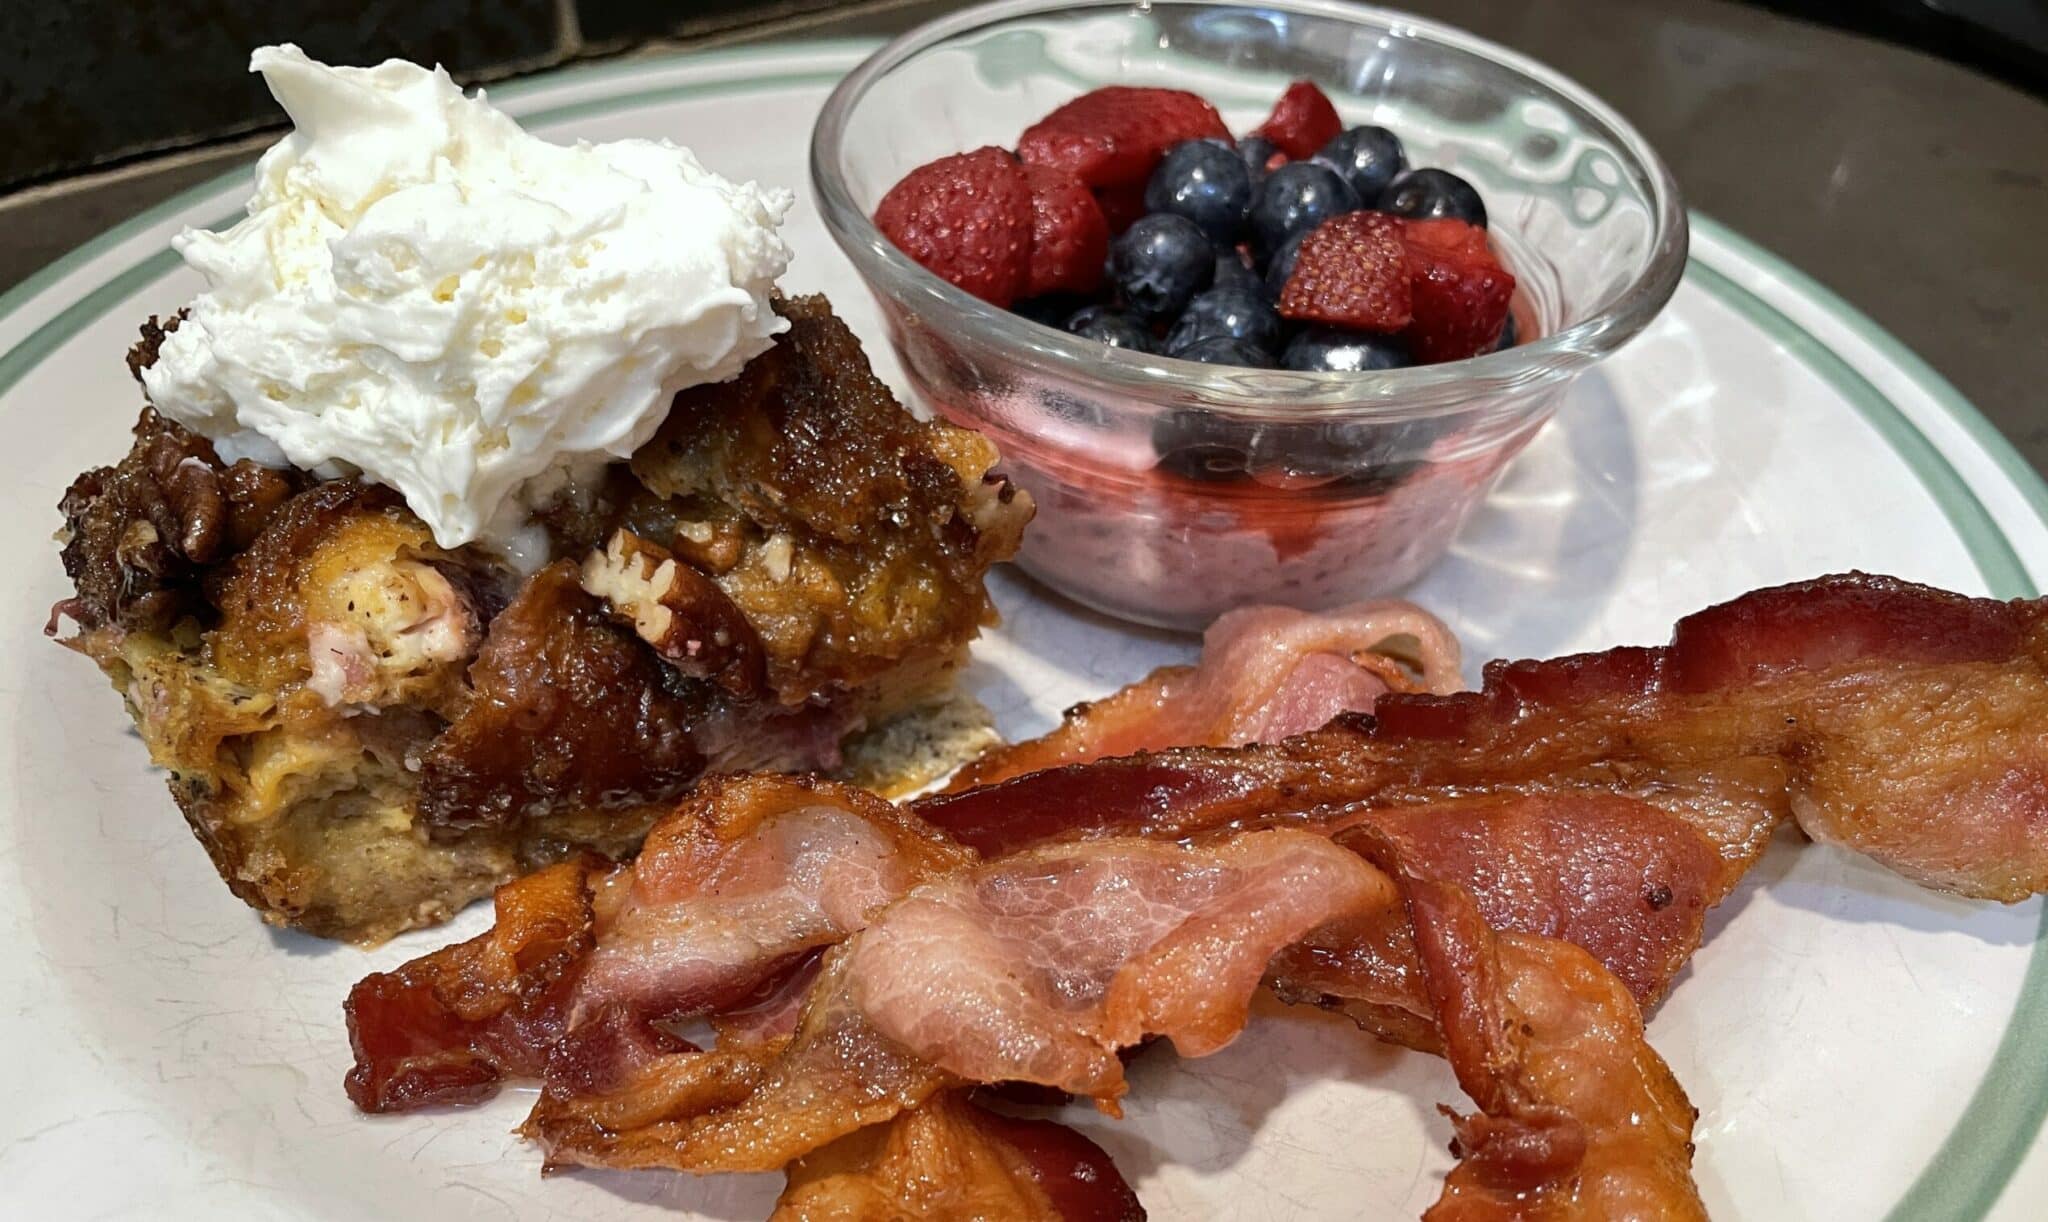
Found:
<box><xmin>52</xmin><ymin>295</ymin><xmax>1031</xmax><ymax>943</ymax></box>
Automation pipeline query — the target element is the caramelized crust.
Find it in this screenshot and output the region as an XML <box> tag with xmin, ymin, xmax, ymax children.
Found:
<box><xmin>579</xmin><ymin>528</ymin><xmax>766</xmax><ymax>699</ymax></box>
<box><xmin>417</xmin><ymin>561</ymin><xmax>711</xmax><ymax>828</ymax></box>
<box><xmin>631</xmin><ymin>295</ymin><xmax>1027</xmax><ymax>704</ymax></box>
<box><xmin>773</xmin><ymin>1093</ymin><xmax>1146</xmax><ymax>1221</ymax></box>
<box><xmin>53</xmin><ymin>295</ymin><xmax>1031</xmax><ymax>942</ymax></box>
<box><xmin>58</xmin><ymin>408</ymin><xmax>301</xmax><ymax>634</ymax></box>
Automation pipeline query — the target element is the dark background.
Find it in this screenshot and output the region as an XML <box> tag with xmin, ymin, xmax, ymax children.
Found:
<box><xmin>0</xmin><ymin>0</ymin><xmax>850</xmax><ymax>190</ymax></box>
<box><xmin>3</xmin><ymin>0</ymin><xmax>2042</xmax><ymax>192</ymax></box>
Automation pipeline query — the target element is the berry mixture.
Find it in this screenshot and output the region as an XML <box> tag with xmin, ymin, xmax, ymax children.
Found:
<box><xmin>873</xmin><ymin>80</ymin><xmax>1519</xmax><ymax>372</ymax></box>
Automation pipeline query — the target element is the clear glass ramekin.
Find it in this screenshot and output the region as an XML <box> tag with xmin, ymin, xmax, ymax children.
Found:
<box><xmin>812</xmin><ymin>0</ymin><xmax>1687</xmax><ymax>631</ymax></box>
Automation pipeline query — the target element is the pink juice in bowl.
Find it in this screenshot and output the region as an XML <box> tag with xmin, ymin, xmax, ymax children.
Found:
<box><xmin>885</xmin><ymin>293</ymin><xmax>1556</xmax><ymax>630</ymax></box>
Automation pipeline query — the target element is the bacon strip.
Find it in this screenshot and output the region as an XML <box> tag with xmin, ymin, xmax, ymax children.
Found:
<box><xmin>343</xmin><ymin>739</ymin><xmax>1715</xmax><ymax>1213</ymax></box>
<box><xmin>1395</xmin><ymin>867</ymin><xmax>1706</xmax><ymax>1221</ymax></box>
<box><xmin>920</xmin><ymin>573</ymin><xmax>2048</xmax><ymax>902</ymax></box>
<box><xmin>1292</xmin><ymin>792</ymin><xmax>1722</xmax><ymax>1010</ymax></box>
<box><xmin>341</xmin><ymin>572</ymin><xmax>2048</xmax><ymax>1216</ymax></box>
<box><xmin>911</xmin><ymin>723</ymin><xmax>1788</xmax><ymax>888</ymax></box>
<box><xmin>526</xmin><ymin>829</ymin><xmax>1394</xmax><ymax>1170</ymax></box>
<box><xmin>519</xmin><ymin>825</ymin><xmax>1698</xmax><ymax>1220</ymax></box>
<box><xmin>344</xmin><ymin>774</ymin><xmax>963</xmax><ymax>1112</ymax></box>
<box><xmin>344</xmin><ymin>856</ymin><xmax>599</xmax><ymax>1112</ymax></box>
<box><xmin>772</xmin><ymin>1092</ymin><xmax>1145</xmax><ymax>1221</ymax></box>
<box><xmin>948</xmin><ymin>600</ymin><xmax>1460</xmax><ymax>789</ymax></box>
<box><xmin>355</xmin><ymin>572</ymin><xmax>2030</xmax><ymax>1113</ymax></box>
<box><xmin>346</xmin><ymin>778</ymin><xmax>1720</xmax><ymax>1114</ymax></box>
<box><xmin>1367</xmin><ymin>574</ymin><xmax>2048</xmax><ymax>901</ymax></box>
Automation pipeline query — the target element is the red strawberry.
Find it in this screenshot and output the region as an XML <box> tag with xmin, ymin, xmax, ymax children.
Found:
<box><xmin>1403</xmin><ymin>217</ymin><xmax>1491</xmax><ymax>260</ymax></box>
<box><xmin>1276</xmin><ymin>211</ymin><xmax>1412</xmax><ymax>332</ymax></box>
<box><xmin>1255</xmin><ymin>80</ymin><xmax>1343</xmax><ymax>161</ymax></box>
<box><xmin>1018</xmin><ymin>87</ymin><xmax>1230</xmax><ymax>189</ymax></box>
<box><xmin>1401</xmin><ymin>218</ymin><xmax>1516</xmax><ymax>361</ymax></box>
<box><xmin>1021</xmin><ymin>164</ymin><xmax>1109</xmax><ymax>297</ymax></box>
<box><xmin>1092</xmin><ymin>182</ymin><xmax>1149</xmax><ymax>235</ymax></box>
<box><xmin>874</xmin><ymin>146</ymin><xmax>1033</xmax><ymax>306</ymax></box>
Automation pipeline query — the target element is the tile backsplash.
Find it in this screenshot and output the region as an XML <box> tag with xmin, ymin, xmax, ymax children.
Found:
<box><xmin>0</xmin><ymin>0</ymin><xmax>864</xmax><ymax>191</ymax></box>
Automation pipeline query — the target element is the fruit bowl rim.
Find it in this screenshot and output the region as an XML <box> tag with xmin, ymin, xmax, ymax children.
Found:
<box><xmin>810</xmin><ymin>0</ymin><xmax>1690</xmax><ymax>422</ymax></box>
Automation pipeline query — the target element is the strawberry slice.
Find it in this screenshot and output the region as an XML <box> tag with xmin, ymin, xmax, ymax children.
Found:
<box><xmin>1276</xmin><ymin>210</ymin><xmax>1412</xmax><ymax>332</ymax></box>
<box><xmin>1092</xmin><ymin>182</ymin><xmax>1149</xmax><ymax>236</ymax></box>
<box><xmin>1403</xmin><ymin>217</ymin><xmax>1492</xmax><ymax>259</ymax></box>
<box><xmin>874</xmin><ymin>146</ymin><xmax>1033</xmax><ymax>306</ymax></box>
<box><xmin>1021</xmin><ymin>164</ymin><xmax>1109</xmax><ymax>297</ymax></box>
<box><xmin>1255</xmin><ymin>80</ymin><xmax>1343</xmax><ymax>161</ymax></box>
<box><xmin>1018</xmin><ymin>86</ymin><xmax>1230</xmax><ymax>189</ymax></box>
<box><xmin>1401</xmin><ymin>217</ymin><xmax>1516</xmax><ymax>361</ymax></box>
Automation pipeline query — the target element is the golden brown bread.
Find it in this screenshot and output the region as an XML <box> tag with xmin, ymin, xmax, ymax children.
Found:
<box><xmin>53</xmin><ymin>295</ymin><xmax>1031</xmax><ymax>942</ymax></box>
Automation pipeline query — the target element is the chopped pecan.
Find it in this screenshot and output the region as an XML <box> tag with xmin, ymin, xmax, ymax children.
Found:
<box><xmin>56</xmin><ymin>407</ymin><xmax>303</xmax><ymax>633</ymax></box>
<box><xmin>126</xmin><ymin>310</ymin><xmax>185</xmax><ymax>382</ymax></box>
<box><xmin>579</xmin><ymin>529</ymin><xmax>766</xmax><ymax>699</ymax></box>
<box><xmin>629</xmin><ymin>295</ymin><xmax>1034</xmax><ymax>702</ymax></box>
<box><xmin>416</xmin><ymin>562</ymin><xmax>711</xmax><ymax>828</ymax></box>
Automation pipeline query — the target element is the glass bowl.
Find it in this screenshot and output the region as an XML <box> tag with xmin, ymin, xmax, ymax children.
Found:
<box><xmin>811</xmin><ymin>0</ymin><xmax>1686</xmax><ymax>631</ymax></box>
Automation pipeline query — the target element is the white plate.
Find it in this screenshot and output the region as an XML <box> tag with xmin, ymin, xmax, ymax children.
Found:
<box><xmin>4</xmin><ymin>40</ymin><xmax>2046</xmax><ymax>1222</ymax></box>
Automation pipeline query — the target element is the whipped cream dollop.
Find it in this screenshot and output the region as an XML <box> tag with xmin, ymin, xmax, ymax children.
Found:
<box><xmin>143</xmin><ymin>44</ymin><xmax>793</xmax><ymax>562</ymax></box>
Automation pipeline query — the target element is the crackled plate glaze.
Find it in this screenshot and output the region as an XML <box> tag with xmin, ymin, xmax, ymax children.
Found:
<box><xmin>3</xmin><ymin>40</ymin><xmax>2046</xmax><ymax>1222</ymax></box>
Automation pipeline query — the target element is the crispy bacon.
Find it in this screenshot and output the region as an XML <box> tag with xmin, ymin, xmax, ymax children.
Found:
<box><xmin>772</xmin><ymin>1092</ymin><xmax>1145</xmax><ymax>1221</ymax></box>
<box><xmin>1360</xmin><ymin>573</ymin><xmax>2048</xmax><ymax>900</ymax></box>
<box><xmin>344</xmin><ymin>857</ymin><xmax>600</xmax><ymax>1112</ymax></box>
<box><xmin>1301</xmin><ymin>793</ymin><xmax>1721</xmax><ymax>1008</ymax></box>
<box><xmin>343</xmin><ymin>733</ymin><xmax>1715</xmax><ymax>1214</ymax></box>
<box><xmin>567</xmin><ymin>774</ymin><xmax>968</xmax><ymax>1033</ymax></box>
<box><xmin>947</xmin><ymin>600</ymin><xmax>1460</xmax><ymax>789</ymax></box>
<box><xmin>519</xmin><ymin>825</ymin><xmax>1698</xmax><ymax>1219</ymax></box>
<box><xmin>342</xmin><ymin>774</ymin><xmax>964</xmax><ymax>1112</ymax></box>
<box><xmin>346</xmin><ymin>769</ymin><xmax>1722</xmax><ymax>1110</ymax></box>
<box><xmin>527</xmin><ymin>829</ymin><xmax>1395</xmax><ymax>1170</ymax></box>
<box><xmin>1393</xmin><ymin>866</ymin><xmax>1706</xmax><ymax>1220</ymax></box>
<box><xmin>341</xmin><ymin>572</ymin><xmax>2048</xmax><ymax>1218</ymax></box>
<box><xmin>921</xmin><ymin>573</ymin><xmax>2048</xmax><ymax>902</ymax></box>
<box><xmin>358</xmin><ymin>573</ymin><xmax>2005</xmax><ymax>1111</ymax></box>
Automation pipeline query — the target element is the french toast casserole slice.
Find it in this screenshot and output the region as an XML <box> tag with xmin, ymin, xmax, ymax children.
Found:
<box><xmin>51</xmin><ymin>295</ymin><xmax>1031</xmax><ymax>942</ymax></box>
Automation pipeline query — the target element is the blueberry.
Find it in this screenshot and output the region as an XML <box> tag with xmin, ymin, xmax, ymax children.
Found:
<box><xmin>1495</xmin><ymin>311</ymin><xmax>1519</xmax><ymax>351</ymax></box>
<box><xmin>1108</xmin><ymin>214</ymin><xmax>1215</xmax><ymax>321</ymax></box>
<box><xmin>1281</xmin><ymin>327</ymin><xmax>1410</xmax><ymax>372</ymax></box>
<box><xmin>1143</xmin><ymin>140</ymin><xmax>1254</xmax><ymax>245</ymax></box>
<box><xmin>1300</xmin><ymin>417</ymin><xmax>1440</xmax><ymax>495</ymax></box>
<box><xmin>1172</xmin><ymin>335</ymin><xmax>1273</xmax><ymax>368</ymax></box>
<box><xmin>1065</xmin><ymin>304</ymin><xmax>1156</xmax><ymax>353</ymax></box>
<box><xmin>1247</xmin><ymin>161</ymin><xmax>1360</xmax><ymax>262</ymax></box>
<box><xmin>1212</xmin><ymin>250</ymin><xmax>1260</xmax><ymax>294</ymax></box>
<box><xmin>1039</xmin><ymin>388</ymin><xmax>1111</xmax><ymax>430</ymax></box>
<box><xmin>1167</xmin><ymin>286</ymin><xmax>1283</xmax><ymax>356</ymax></box>
<box><xmin>1236</xmin><ymin>135</ymin><xmax>1281</xmax><ymax>185</ymax></box>
<box><xmin>1311</xmin><ymin>125</ymin><xmax>1407</xmax><ymax>203</ymax></box>
<box><xmin>1152</xmin><ymin>410</ymin><xmax>1265</xmax><ymax>482</ymax></box>
<box><xmin>1378</xmin><ymin>167</ymin><xmax>1487</xmax><ymax>227</ymax></box>
<box><xmin>1261</xmin><ymin>228</ymin><xmax>1310</xmax><ymax>300</ymax></box>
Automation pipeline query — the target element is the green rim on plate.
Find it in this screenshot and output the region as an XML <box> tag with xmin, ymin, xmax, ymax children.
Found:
<box><xmin>1</xmin><ymin>38</ymin><xmax>2042</xmax><ymax>1221</ymax></box>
